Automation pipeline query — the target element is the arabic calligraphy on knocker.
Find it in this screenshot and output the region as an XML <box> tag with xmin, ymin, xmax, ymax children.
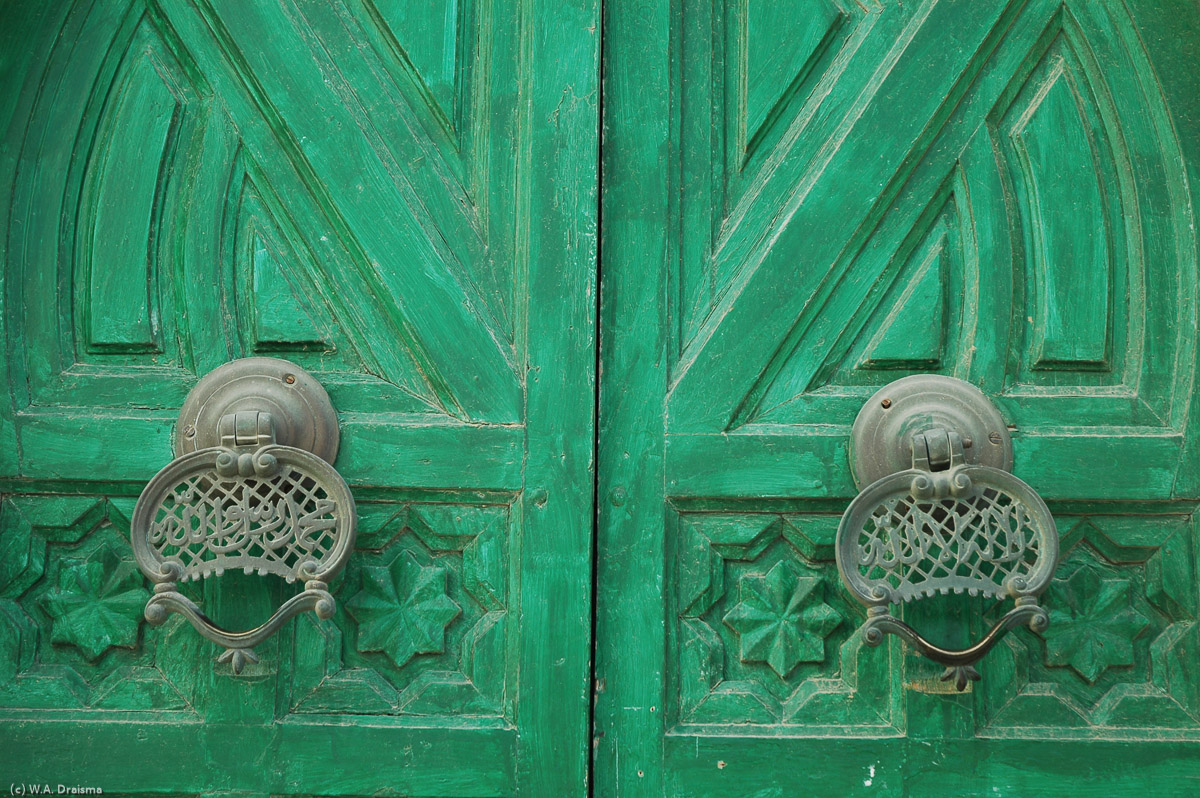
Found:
<box><xmin>148</xmin><ymin>476</ymin><xmax>337</xmax><ymax>555</ymax></box>
<box><xmin>857</xmin><ymin>495</ymin><xmax>1037</xmax><ymax>572</ymax></box>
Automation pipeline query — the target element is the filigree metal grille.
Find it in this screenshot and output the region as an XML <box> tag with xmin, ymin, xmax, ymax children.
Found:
<box><xmin>853</xmin><ymin>487</ymin><xmax>1045</xmax><ymax>603</ymax></box>
<box><xmin>836</xmin><ymin>426</ymin><xmax>1058</xmax><ymax>690</ymax></box>
<box><xmin>131</xmin><ymin>442</ymin><xmax>356</xmax><ymax>673</ymax></box>
<box><xmin>146</xmin><ymin>465</ymin><xmax>341</xmax><ymax>583</ymax></box>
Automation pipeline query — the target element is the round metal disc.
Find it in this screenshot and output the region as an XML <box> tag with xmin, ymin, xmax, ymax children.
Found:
<box><xmin>176</xmin><ymin>357</ymin><xmax>340</xmax><ymax>463</ymax></box>
<box><xmin>849</xmin><ymin>375</ymin><xmax>1012</xmax><ymax>489</ymax></box>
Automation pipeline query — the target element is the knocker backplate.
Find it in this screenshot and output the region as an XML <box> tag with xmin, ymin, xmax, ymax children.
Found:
<box><xmin>176</xmin><ymin>357</ymin><xmax>340</xmax><ymax>463</ymax></box>
<box><xmin>850</xmin><ymin>375</ymin><xmax>1013</xmax><ymax>488</ymax></box>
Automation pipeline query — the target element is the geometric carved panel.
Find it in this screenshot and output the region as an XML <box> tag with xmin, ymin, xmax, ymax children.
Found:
<box><xmin>671</xmin><ymin>511</ymin><xmax>900</xmax><ymax>732</ymax></box>
<box><xmin>8</xmin><ymin>0</ymin><xmax>533</xmax><ymax>461</ymax></box>
<box><xmin>363</xmin><ymin>0</ymin><xmax>470</xmax><ymax>140</ymax></box>
<box><xmin>740</xmin><ymin>0</ymin><xmax>845</xmax><ymax>160</ymax></box>
<box><xmin>669</xmin><ymin>1</ymin><xmax>1195</xmax><ymax>452</ymax></box>
<box><xmin>0</xmin><ymin>496</ymin><xmax>199</xmax><ymax>714</ymax></box>
<box><xmin>286</xmin><ymin>501</ymin><xmax>510</xmax><ymax>722</ymax></box>
<box><xmin>769</xmin><ymin>170</ymin><xmax>972</xmax><ymax>408</ymax></box>
<box><xmin>676</xmin><ymin>0</ymin><xmax>879</xmax><ymax>349</ymax></box>
<box><xmin>76</xmin><ymin>14</ymin><xmax>187</xmax><ymax>361</ymax></box>
<box><xmin>231</xmin><ymin>170</ymin><xmax>360</xmax><ymax>365</ymax></box>
<box><xmin>996</xmin><ymin>20</ymin><xmax>1128</xmax><ymax>386</ymax></box>
<box><xmin>978</xmin><ymin>515</ymin><xmax>1200</xmax><ymax>737</ymax></box>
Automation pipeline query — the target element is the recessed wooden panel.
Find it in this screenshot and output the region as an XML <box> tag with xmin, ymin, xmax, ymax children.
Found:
<box><xmin>978</xmin><ymin>514</ymin><xmax>1200</xmax><ymax>737</ymax></box>
<box><xmin>247</xmin><ymin>230</ymin><xmax>328</xmax><ymax>350</ymax></box>
<box><xmin>0</xmin><ymin>496</ymin><xmax>201</xmax><ymax>714</ymax></box>
<box><xmin>231</xmin><ymin>171</ymin><xmax>361</xmax><ymax>367</ymax></box>
<box><xmin>747</xmin><ymin>171</ymin><xmax>974</xmax><ymax>426</ymax></box>
<box><xmin>741</xmin><ymin>0</ymin><xmax>844</xmax><ymax>159</ymax></box>
<box><xmin>669</xmin><ymin>510</ymin><xmax>900</xmax><ymax>732</ymax></box>
<box><xmin>675</xmin><ymin>0</ymin><xmax>883</xmax><ymax>350</ymax></box>
<box><xmin>859</xmin><ymin>239</ymin><xmax>946</xmax><ymax>369</ymax></box>
<box><xmin>288</xmin><ymin>501</ymin><xmax>512</xmax><ymax>721</ymax></box>
<box><xmin>1003</xmin><ymin>39</ymin><xmax>1113</xmax><ymax>370</ymax></box>
<box><xmin>365</xmin><ymin>0</ymin><xmax>465</xmax><ymax>134</ymax></box>
<box><xmin>79</xmin><ymin>16</ymin><xmax>182</xmax><ymax>356</ymax></box>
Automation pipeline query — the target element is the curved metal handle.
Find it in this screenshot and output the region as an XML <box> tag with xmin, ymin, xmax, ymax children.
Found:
<box><xmin>861</xmin><ymin>602</ymin><xmax>1049</xmax><ymax>690</ymax></box>
<box><xmin>129</xmin><ymin>358</ymin><xmax>356</xmax><ymax>673</ymax></box>
<box><xmin>836</xmin><ymin>376</ymin><xmax>1059</xmax><ymax>690</ymax></box>
<box><xmin>145</xmin><ymin>583</ymin><xmax>337</xmax><ymax>673</ymax></box>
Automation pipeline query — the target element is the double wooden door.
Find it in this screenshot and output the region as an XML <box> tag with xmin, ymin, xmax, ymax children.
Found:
<box><xmin>3</xmin><ymin>0</ymin><xmax>1200</xmax><ymax>796</ymax></box>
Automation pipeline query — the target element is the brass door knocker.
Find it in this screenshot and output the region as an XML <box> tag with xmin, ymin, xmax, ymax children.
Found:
<box><xmin>836</xmin><ymin>375</ymin><xmax>1059</xmax><ymax>690</ymax></box>
<box><xmin>130</xmin><ymin>358</ymin><xmax>356</xmax><ymax>673</ymax></box>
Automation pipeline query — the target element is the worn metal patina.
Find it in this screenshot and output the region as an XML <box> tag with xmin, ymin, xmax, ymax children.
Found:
<box><xmin>838</xmin><ymin>378</ymin><xmax>1059</xmax><ymax>690</ymax></box>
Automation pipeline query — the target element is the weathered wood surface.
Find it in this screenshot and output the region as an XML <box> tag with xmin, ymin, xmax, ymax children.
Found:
<box><xmin>5</xmin><ymin>0</ymin><xmax>1200</xmax><ymax>795</ymax></box>
<box><xmin>0</xmin><ymin>0</ymin><xmax>598</xmax><ymax>795</ymax></box>
<box><xmin>595</xmin><ymin>0</ymin><xmax>1200</xmax><ymax>795</ymax></box>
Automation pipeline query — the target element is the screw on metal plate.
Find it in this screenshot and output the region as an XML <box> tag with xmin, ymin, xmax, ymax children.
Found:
<box><xmin>836</xmin><ymin>376</ymin><xmax>1059</xmax><ymax>690</ymax></box>
<box><xmin>129</xmin><ymin>358</ymin><xmax>355</xmax><ymax>673</ymax></box>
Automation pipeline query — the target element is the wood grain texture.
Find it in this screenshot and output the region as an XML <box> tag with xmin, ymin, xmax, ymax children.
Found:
<box><xmin>0</xmin><ymin>0</ymin><xmax>597</xmax><ymax>795</ymax></box>
<box><xmin>514</xmin><ymin>0</ymin><xmax>599</xmax><ymax>794</ymax></box>
<box><xmin>593</xmin><ymin>0</ymin><xmax>672</xmax><ymax>795</ymax></box>
<box><xmin>597</xmin><ymin>0</ymin><xmax>1200</xmax><ymax>795</ymax></box>
<box><xmin>3</xmin><ymin>0</ymin><xmax>1200</xmax><ymax>794</ymax></box>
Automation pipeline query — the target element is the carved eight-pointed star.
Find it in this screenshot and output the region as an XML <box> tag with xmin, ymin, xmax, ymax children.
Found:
<box><xmin>1042</xmin><ymin>565</ymin><xmax>1150</xmax><ymax>684</ymax></box>
<box><xmin>39</xmin><ymin>544</ymin><xmax>150</xmax><ymax>661</ymax></box>
<box><xmin>723</xmin><ymin>561</ymin><xmax>842</xmax><ymax>679</ymax></box>
<box><xmin>346</xmin><ymin>550</ymin><xmax>461</xmax><ymax>670</ymax></box>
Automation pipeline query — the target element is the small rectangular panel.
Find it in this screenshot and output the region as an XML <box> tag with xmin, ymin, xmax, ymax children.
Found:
<box><xmin>666</xmin><ymin>431</ymin><xmax>853</xmax><ymax>498</ymax></box>
<box><xmin>16</xmin><ymin>412</ymin><xmax>524</xmax><ymax>489</ymax></box>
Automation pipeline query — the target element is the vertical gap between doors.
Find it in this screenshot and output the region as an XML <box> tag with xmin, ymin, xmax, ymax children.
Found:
<box><xmin>588</xmin><ymin>0</ymin><xmax>606</xmax><ymax>793</ymax></box>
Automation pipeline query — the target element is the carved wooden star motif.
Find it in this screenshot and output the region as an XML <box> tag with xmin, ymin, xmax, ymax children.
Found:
<box><xmin>346</xmin><ymin>550</ymin><xmax>461</xmax><ymax>670</ymax></box>
<box><xmin>1043</xmin><ymin>565</ymin><xmax>1150</xmax><ymax>683</ymax></box>
<box><xmin>723</xmin><ymin>561</ymin><xmax>842</xmax><ymax>679</ymax></box>
<box><xmin>39</xmin><ymin>544</ymin><xmax>149</xmax><ymax>661</ymax></box>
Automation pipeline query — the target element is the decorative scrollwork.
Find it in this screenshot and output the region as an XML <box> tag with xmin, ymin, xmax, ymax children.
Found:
<box><xmin>136</xmin><ymin>446</ymin><xmax>348</xmax><ymax>584</ymax></box>
<box><xmin>849</xmin><ymin>477</ymin><xmax>1050</xmax><ymax>605</ymax></box>
<box><xmin>837</xmin><ymin>426</ymin><xmax>1058</xmax><ymax>689</ymax></box>
<box><xmin>131</xmin><ymin>442</ymin><xmax>356</xmax><ymax>673</ymax></box>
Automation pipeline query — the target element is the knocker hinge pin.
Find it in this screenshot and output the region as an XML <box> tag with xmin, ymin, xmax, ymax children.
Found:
<box><xmin>219</xmin><ymin>410</ymin><xmax>276</xmax><ymax>449</ymax></box>
<box><xmin>910</xmin><ymin>427</ymin><xmax>963</xmax><ymax>473</ymax></box>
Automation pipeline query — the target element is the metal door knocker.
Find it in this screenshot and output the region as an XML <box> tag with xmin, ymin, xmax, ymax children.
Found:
<box><xmin>836</xmin><ymin>375</ymin><xmax>1059</xmax><ymax>690</ymax></box>
<box><xmin>130</xmin><ymin>358</ymin><xmax>356</xmax><ymax>673</ymax></box>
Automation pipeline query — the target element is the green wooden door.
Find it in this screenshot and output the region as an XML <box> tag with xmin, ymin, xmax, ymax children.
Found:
<box><xmin>0</xmin><ymin>0</ymin><xmax>597</xmax><ymax>795</ymax></box>
<box><xmin>596</xmin><ymin>0</ymin><xmax>1200</xmax><ymax>795</ymax></box>
<box><xmin>6</xmin><ymin>0</ymin><xmax>1200</xmax><ymax>796</ymax></box>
